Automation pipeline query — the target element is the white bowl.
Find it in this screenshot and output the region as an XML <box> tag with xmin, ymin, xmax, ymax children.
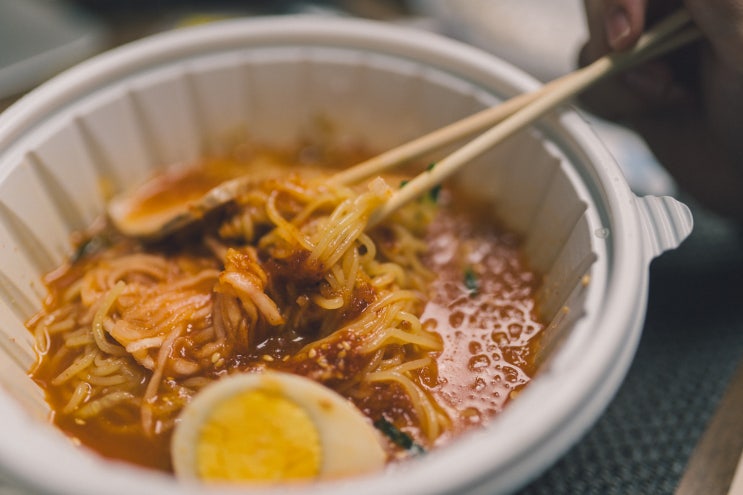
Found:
<box><xmin>0</xmin><ymin>16</ymin><xmax>691</xmax><ymax>495</ymax></box>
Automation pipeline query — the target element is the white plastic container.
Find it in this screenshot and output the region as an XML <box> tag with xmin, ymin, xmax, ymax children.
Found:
<box><xmin>0</xmin><ymin>16</ymin><xmax>691</xmax><ymax>495</ymax></box>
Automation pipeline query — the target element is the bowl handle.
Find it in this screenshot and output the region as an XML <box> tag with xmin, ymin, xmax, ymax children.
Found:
<box><xmin>635</xmin><ymin>195</ymin><xmax>694</xmax><ymax>260</ymax></box>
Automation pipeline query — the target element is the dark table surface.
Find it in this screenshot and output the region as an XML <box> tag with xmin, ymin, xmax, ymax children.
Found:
<box><xmin>521</xmin><ymin>197</ymin><xmax>743</xmax><ymax>494</ymax></box>
<box><xmin>2</xmin><ymin>2</ymin><xmax>742</xmax><ymax>494</ymax></box>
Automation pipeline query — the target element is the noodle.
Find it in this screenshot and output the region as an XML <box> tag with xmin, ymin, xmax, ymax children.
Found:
<box><xmin>51</xmin><ymin>348</ymin><xmax>97</xmax><ymax>386</ymax></box>
<box><xmin>91</xmin><ymin>281</ymin><xmax>127</xmax><ymax>357</ymax></box>
<box><xmin>62</xmin><ymin>381</ymin><xmax>91</xmax><ymax>414</ymax></box>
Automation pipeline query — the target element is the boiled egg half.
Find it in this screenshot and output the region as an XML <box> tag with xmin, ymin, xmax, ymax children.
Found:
<box><xmin>171</xmin><ymin>371</ymin><xmax>387</xmax><ymax>483</ymax></box>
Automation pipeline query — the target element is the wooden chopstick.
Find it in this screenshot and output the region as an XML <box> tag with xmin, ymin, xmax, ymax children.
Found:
<box><xmin>332</xmin><ymin>8</ymin><xmax>700</xmax><ymax>227</ymax></box>
<box><xmin>674</xmin><ymin>357</ymin><xmax>743</xmax><ymax>495</ymax></box>
<box><xmin>328</xmin><ymin>88</ymin><xmax>545</xmax><ymax>186</ymax></box>
<box><xmin>332</xmin><ymin>9</ymin><xmax>694</xmax><ymax>189</ymax></box>
<box><xmin>728</xmin><ymin>452</ymin><xmax>743</xmax><ymax>495</ymax></box>
<box><xmin>367</xmin><ymin>8</ymin><xmax>699</xmax><ymax>226</ymax></box>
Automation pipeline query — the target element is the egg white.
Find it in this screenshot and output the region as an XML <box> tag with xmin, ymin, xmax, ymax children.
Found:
<box><xmin>171</xmin><ymin>371</ymin><xmax>387</xmax><ymax>483</ymax></box>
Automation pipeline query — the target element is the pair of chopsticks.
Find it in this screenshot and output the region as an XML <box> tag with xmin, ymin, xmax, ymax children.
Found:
<box><xmin>328</xmin><ymin>8</ymin><xmax>700</xmax><ymax>227</ymax></box>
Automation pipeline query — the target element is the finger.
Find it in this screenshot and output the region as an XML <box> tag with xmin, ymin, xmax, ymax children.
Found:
<box><xmin>581</xmin><ymin>0</ymin><xmax>647</xmax><ymax>64</ymax></box>
<box><xmin>577</xmin><ymin>54</ymin><xmax>691</xmax><ymax>120</ymax></box>
<box><xmin>578</xmin><ymin>0</ymin><xmax>693</xmax><ymax>118</ymax></box>
<box><xmin>582</xmin><ymin>0</ymin><xmax>612</xmax><ymax>63</ymax></box>
<box><xmin>604</xmin><ymin>0</ymin><xmax>647</xmax><ymax>50</ymax></box>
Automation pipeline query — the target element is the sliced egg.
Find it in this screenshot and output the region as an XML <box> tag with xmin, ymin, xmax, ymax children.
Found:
<box><xmin>171</xmin><ymin>371</ymin><xmax>387</xmax><ymax>483</ymax></box>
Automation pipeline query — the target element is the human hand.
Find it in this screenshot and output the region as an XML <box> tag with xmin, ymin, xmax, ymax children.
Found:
<box><xmin>579</xmin><ymin>0</ymin><xmax>743</xmax><ymax>222</ymax></box>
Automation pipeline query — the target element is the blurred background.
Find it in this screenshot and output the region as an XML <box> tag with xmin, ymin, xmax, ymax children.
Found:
<box><xmin>0</xmin><ymin>0</ymin><xmax>679</xmax><ymax>197</ymax></box>
<box><xmin>2</xmin><ymin>1</ymin><xmax>743</xmax><ymax>494</ymax></box>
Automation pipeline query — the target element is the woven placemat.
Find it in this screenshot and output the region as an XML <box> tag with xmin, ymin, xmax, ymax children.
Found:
<box><xmin>521</xmin><ymin>198</ymin><xmax>743</xmax><ymax>494</ymax></box>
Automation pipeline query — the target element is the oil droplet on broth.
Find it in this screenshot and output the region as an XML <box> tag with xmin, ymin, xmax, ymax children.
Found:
<box><xmin>468</xmin><ymin>354</ymin><xmax>491</xmax><ymax>371</ymax></box>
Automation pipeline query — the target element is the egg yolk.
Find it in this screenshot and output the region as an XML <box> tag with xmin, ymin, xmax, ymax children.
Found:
<box><xmin>195</xmin><ymin>390</ymin><xmax>322</xmax><ymax>481</ymax></box>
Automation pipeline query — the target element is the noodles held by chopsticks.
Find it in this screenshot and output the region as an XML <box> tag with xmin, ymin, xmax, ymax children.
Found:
<box><xmin>29</xmin><ymin>165</ymin><xmax>445</xmax><ymax>447</ymax></box>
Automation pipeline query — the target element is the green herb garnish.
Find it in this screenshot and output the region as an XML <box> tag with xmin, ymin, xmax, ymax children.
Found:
<box><xmin>464</xmin><ymin>267</ymin><xmax>479</xmax><ymax>295</ymax></box>
<box><xmin>424</xmin><ymin>163</ymin><xmax>440</xmax><ymax>202</ymax></box>
<box><xmin>71</xmin><ymin>234</ymin><xmax>111</xmax><ymax>263</ymax></box>
<box><xmin>427</xmin><ymin>184</ymin><xmax>441</xmax><ymax>203</ymax></box>
<box><xmin>374</xmin><ymin>417</ymin><xmax>426</xmax><ymax>456</ymax></box>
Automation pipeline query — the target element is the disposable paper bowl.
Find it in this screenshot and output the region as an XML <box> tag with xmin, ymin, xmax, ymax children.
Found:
<box><xmin>0</xmin><ymin>16</ymin><xmax>691</xmax><ymax>495</ymax></box>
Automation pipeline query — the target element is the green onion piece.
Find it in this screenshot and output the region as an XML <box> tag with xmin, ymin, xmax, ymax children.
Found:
<box><xmin>464</xmin><ymin>267</ymin><xmax>479</xmax><ymax>295</ymax></box>
<box><xmin>422</xmin><ymin>163</ymin><xmax>440</xmax><ymax>202</ymax></box>
<box><xmin>71</xmin><ymin>234</ymin><xmax>110</xmax><ymax>263</ymax></box>
<box><xmin>373</xmin><ymin>418</ymin><xmax>426</xmax><ymax>456</ymax></box>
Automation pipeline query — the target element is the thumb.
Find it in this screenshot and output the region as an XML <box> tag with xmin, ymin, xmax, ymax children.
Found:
<box><xmin>604</xmin><ymin>0</ymin><xmax>647</xmax><ymax>50</ymax></box>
